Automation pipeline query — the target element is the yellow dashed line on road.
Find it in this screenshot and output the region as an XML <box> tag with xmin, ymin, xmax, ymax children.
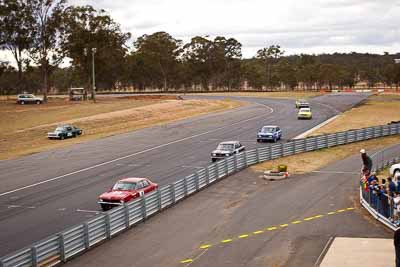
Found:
<box><xmin>180</xmin><ymin>207</ymin><xmax>355</xmax><ymax>264</ymax></box>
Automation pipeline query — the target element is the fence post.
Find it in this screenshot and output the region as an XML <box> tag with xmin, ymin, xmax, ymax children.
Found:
<box><xmin>205</xmin><ymin>167</ymin><xmax>210</xmax><ymax>185</ymax></box>
<box><xmin>105</xmin><ymin>213</ymin><xmax>111</xmax><ymax>239</ymax></box>
<box><xmin>183</xmin><ymin>178</ymin><xmax>188</xmax><ymax>195</ymax></box>
<box><xmin>244</xmin><ymin>151</ymin><xmax>248</xmax><ymax>167</ymax></box>
<box><xmin>123</xmin><ymin>203</ymin><xmax>130</xmax><ymax>228</ymax></box>
<box><xmin>83</xmin><ymin>222</ymin><xmax>90</xmax><ymax>249</ymax></box>
<box><xmin>59</xmin><ymin>233</ymin><xmax>66</xmax><ymax>262</ymax></box>
<box><xmin>171</xmin><ymin>184</ymin><xmax>176</xmax><ymax>204</ymax></box>
<box><xmin>233</xmin><ymin>154</ymin><xmax>238</xmax><ymax>171</ymax></box>
<box><xmin>224</xmin><ymin>159</ymin><xmax>229</xmax><ymax>176</ymax></box>
<box><xmin>268</xmin><ymin>145</ymin><xmax>272</xmax><ymax>160</ymax></box>
<box><xmin>256</xmin><ymin>148</ymin><xmax>260</xmax><ymax>163</ymax></box>
<box><xmin>31</xmin><ymin>246</ymin><xmax>38</xmax><ymax>267</ymax></box>
<box><xmin>194</xmin><ymin>173</ymin><xmax>200</xmax><ymax>191</ymax></box>
<box><xmin>344</xmin><ymin>131</ymin><xmax>348</xmax><ymax>144</ymax></box>
<box><xmin>140</xmin><ymin>194</ymin><xmax>147</xmax><ymax>220</ymax></box>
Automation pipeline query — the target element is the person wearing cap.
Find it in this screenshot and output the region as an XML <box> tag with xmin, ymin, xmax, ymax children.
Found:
<box><xmin>360</xmin><ymin>149</ymin><xmax>373</xmax><ymax>176</ymax></box>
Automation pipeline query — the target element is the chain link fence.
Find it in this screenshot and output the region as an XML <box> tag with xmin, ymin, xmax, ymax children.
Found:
<box><xmin>1</xmin><ymin>123</ymin><xmax>400</xmax><ymax>267</ymax></box>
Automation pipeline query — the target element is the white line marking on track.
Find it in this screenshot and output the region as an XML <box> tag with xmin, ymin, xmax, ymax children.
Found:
<box><xmin>294</xmin><ymin>115</ymin><xmax>339</xmax><ymax>139</ymax></box>
<box><xmin>0</xmin><ymin>104</ymin><xmax>274</xmax><ymax>197</ymax></box>
<box><xmin>181</xmin><ymin>165</ymin><xmax>204</xmax><ymax>169</ymax></box>
<box><xmin>183</xmin><ymin>248</ymin><xmax>209</xmax><ymax>267</ymax></box>
<box><xmin>76</xmin><ymin>209</ymin><xmax>101</xmax><ymax>214</ymax></box>
<box><xmin>8</xmin><ymin>205</ymin><xmax>21</xmax><ymax>208</ymax></box>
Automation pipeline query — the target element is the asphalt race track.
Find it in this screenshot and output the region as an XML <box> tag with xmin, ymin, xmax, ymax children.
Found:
<box><xmin>0</xmin><ymin>93</ymin><xmax>368</xmax><ymax>256</ymax></box>
<box><xmin>64</xmin><ymin>145</ymin><xmax>398</xmax><ymax>267</ymax></box>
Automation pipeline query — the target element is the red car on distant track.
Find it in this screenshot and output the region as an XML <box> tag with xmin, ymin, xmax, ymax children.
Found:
<box><xmin>98</xmin><ymin>177</ymin><xmax>158</xmax><ymax>211</ymax></box>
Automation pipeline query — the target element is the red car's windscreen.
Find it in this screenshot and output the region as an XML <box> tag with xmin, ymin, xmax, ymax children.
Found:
<box><xmin>112</xmin><ymin>181</ymin><xmax>137</xmax><ymax>191</ymax></box>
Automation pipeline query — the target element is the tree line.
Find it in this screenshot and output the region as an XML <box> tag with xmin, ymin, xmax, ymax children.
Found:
<box><xmin>1</xmin><ymin>0</ymin><xmax>400</xmax><ymax>99</ymax></box>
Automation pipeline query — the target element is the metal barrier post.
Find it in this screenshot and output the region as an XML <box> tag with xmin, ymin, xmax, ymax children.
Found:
<box><xmin>256</xmin><ymin>148</ymin><xmax>260</xmax><ymax>163</ymax></box>
<box><xmin>171</xmin><ymin>184</ymin><xmax>176</xmax><ymax>203</ymax></box>
<box><xmin>123</xmin><ymin>204</ymin><xmax>130</xmax><ymax>228</ymax></box>
<box><xmin>233</xmin><ymin>154</ymin><xmax>238</xmax><ymax>171</ymax></box>
<box><xmin>59</xmin><ymin>233</ymin><xmax>66</xmax><ymax>262</ymax></box>
<box><xmin>244</xmin><ymin>151</ymin><xmax>248</xmax><ymax>167</ymax></box>
<box><xmin>157</xmin><ymin>189</ymin><xmax>162</xmax><ymax>210</ymax></box>
<box><xmin>224</xmin><ymin>159</ymin><xmax>229</xmax><ymax>176</ymax></box>
<box><xmin>183</xmin><ymin>178</ymin><xmax>188</xmax><ymax>196</ymax></box>
<box><xmin>205</xmin><ymin>167</ymin><xmax>210</xmax><ymax>185</ymax></box>
<box><xmin>31</xmin><ymin>246</ymin><xmax>38</xmax><ymax>267</ymax></box>
<box><xmin>140</xmin><ymin>195</ymin><xmax>147</xmax><ymax>220</ymax></box>
<box><xmin>83</xmin><ymin>222</ymin><xmax>90</xmax><ymax>249</ymax></box>
<box><xmin>195</xmin><ymin>173</ymin><xmax>200</xmax><ymax>191</ymax></box>
<box><xmin>105</xmin><ymin>213</ymin><xmax>111</xmax><ymax>239</ymax></box>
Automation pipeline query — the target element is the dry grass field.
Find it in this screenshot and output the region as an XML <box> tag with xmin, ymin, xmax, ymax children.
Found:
<box><xmin>252</xmin><ymin>93</ymin><xmax>400</xmax><ymax>174</ymax></box>
<box><xmin>0</xmin><ymin>96</ymin><xmax>242</xmax><ymax>160</ymax></box>
<box><xmin>190</xmin><ymin>91</ymin><xmax>323</xmax><ymax>99</ymax></box>
<box><xmin>310</xmin><ymin>94</ymin><xmax>400</xmax><ymax>136</ymax></box>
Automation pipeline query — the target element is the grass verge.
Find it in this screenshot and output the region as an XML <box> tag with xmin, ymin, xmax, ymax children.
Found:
<box><xmin>0</xmin><ymin>96</ymin><xmax>243</xmax><ymax>160</ymax></box>
<box><xmin>251</xmin><ymin>135</ymin><xmax>400</xmax><ymax>174</ymax></box>
<box><xmin>310</xmin><ymin>94</ymin><xmax>400</xmax><ymax>136</ymax></box>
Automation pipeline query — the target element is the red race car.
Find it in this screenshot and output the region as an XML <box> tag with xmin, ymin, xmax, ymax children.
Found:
<box><xmin>98</xmin><ymin>177</ymin><xmax>158</xmax><ymax>211</ymax></box>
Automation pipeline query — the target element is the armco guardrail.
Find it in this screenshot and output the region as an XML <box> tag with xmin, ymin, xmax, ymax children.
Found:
<box><xmin>1</xmin><ymin>123</ymin><xmax>400</xmax><ymax>266</ymax></box>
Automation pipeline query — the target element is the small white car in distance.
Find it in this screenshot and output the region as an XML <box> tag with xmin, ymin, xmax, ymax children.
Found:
<box><xmin>16</xmin><ymin>94</ymin><xmax>43</xmax><ymax>105</ymax></box>
<box><xmin>211</xmin><ymin>141</ymin><xmax>245</xmax><ymax>162</ymax></box>
<box><xmin>390</xmin><ymin>163</ymin><xmax>400</xmax><ymax>178</ymax></box>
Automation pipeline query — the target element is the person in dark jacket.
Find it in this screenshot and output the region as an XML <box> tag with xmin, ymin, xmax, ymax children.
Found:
<box><xmin>394</xmin><ymin>227</ymin><xmax>400</xmax><ymax>267</ymax></box>
<box><xmin>389</xmin><ymin>177</ymin><xmax>397</xmax><ymax>196</ymax></box>
<box><xmin>360</xmin><ymin>149</ymin><xmax>373</xmax><ymax>175</ymax></box>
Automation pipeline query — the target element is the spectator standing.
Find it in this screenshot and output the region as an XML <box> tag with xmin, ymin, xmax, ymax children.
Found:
<box><xmin>360</xmin><ymin>149</ymin><xmax>373</xmax><ymax>175</ymax></box>
<box><xmin>389</xmin><ymin>177</ymin><xmax>397</xmax><ymax>196</ymax></box>
<box><xmin>379</xmin><ymin>184</ymin><xmax>389</xmax><ymax>218</ymax></box>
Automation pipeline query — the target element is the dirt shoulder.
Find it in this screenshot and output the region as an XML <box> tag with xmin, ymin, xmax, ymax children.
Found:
<box><xmin>0</xmin><ymin>96</ymin><xmax>243</xmax><ymax>160</ymax></box>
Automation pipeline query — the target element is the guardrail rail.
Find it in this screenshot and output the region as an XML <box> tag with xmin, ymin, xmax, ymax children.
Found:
<box><xmin>1</xmin><ymin>123</ymin><xmax>400</xmax><ymax>267</ymax></box>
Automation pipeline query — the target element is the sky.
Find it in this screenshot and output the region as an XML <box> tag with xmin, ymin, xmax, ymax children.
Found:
<box><xmin>1</xmin><ymin>0</ymin><xmax>399</xmax><ymax>64</ymax></box>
